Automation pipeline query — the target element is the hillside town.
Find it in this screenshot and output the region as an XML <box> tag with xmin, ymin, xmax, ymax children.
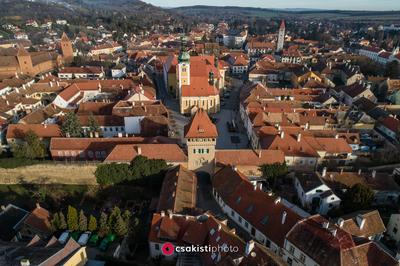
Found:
<box><xmin>1</xmin><ymin>1</ymin><xmax>400</xmax><ymax>265</ymax></box>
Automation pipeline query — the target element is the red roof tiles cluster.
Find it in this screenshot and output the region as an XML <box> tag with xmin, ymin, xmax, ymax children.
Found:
<box><xmin>184</xmin><ymin>108</ymin><xmax>218</xmax><ymax>138</ymax></box>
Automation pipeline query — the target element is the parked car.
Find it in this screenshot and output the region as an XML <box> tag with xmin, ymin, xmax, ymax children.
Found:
<box><xmin>58</xmin><ymin>231</ymin><xmax>70</xmax><ymax>245</ymax></box>
<box><xmin>88</xmin><ymin>234</ymin><xmax>100</xmax><ymax>247</ymax></box>
<box><xmin>78</xmin><ymin>231</ymin><xmax>91</xmax><ymax>246</ymax></box>
<box><xmin>99</xmin><ymin>234</ymin><xmax>116</xmax><ymax>251</ymax></box>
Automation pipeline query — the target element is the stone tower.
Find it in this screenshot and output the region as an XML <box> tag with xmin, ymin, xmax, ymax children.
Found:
<box><xmin>277</xmin><ymin>20</ymin><xmax>285</xmax><ymax>52</ymax></box>
<box><xmin>60</xmin><ymin>32</ymin><xmax>74</xmax><ymax>64</ymax></box>
<box><xmin>16</xmin><ymin>46</ymin><xmax>33</xmax><ymax>76</ymax></box>
<box><xmin>177</xmin><ymin>36</ymin><xmax>190</xmax><ymax>98</ymax></box>
<box><xmin>184</xmin><ymin>108</ymin><xmax>218</xmax><ymax>175</ymax></box>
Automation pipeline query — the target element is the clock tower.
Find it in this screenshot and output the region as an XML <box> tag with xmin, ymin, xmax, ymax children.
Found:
<box><xmin>177</xmin><ymin>36</ymin><xmax>190</xmax><ymax>98</ymax></box>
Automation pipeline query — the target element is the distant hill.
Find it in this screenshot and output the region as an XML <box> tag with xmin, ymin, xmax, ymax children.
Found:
<box><xmin>172</xmin><ymin>5</ymin><xmax>400</xmax><ymax>21</ymax></box>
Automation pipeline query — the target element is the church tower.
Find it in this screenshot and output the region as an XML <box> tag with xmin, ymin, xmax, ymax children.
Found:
<box><xmin>184</xmin><ymin>108</ymin><xmax>218</xmax><ymax>175</ymax></box>
<box><xmin>277</xmin><ymin>20</ymin><xmax>285</xmax><ymax>52</ymax></box>
<box><xmin>16</xmin><ymin>46</ymin><xmax>34</xmax><ymax>76</ymax></box>
<box><xmin>60</xmin><ymin>32</ymin><xmax>74</xmax><ymax>64</ymax></box>
<box><xmin>177</xmin><ymin>36</ymin><xmax>190</xmax><ymax>98</ymax></box>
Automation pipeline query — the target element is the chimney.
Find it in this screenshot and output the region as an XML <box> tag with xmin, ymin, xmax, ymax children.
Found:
<box><xmin>253</xmin><ymin>183</ymin><xmax>257</xmax><ymax>191</ymax></box>
<box><xmin>331</xmin><ymin>228</ymin><xmax>338</xmax><ymax>237</ymax></box>
<box><xmin>335</xmin><ymin>134</ymin><xmax>339</xmax><ymax>139</ymax></box>
<box><xmin>274</xmin><ymin>197</ymin><xmax>281</xmax><ymax>204</ymax></box>
<box><xmin>280</xmin><ymin>131</ymin><xmax>285</xmax><ymax>139</ymax></box>
<box><xmin>297</xmin><ymin>133</ymin><xmax>301</xmax><ymax>142</ymax></box>
<box><xmin>20</xmin><ymin>259</ymin><xmax>30</xmax><ymax>266</ymax></box>
<box><xmin>322</xmin><ymin>167</ymin><xmax>327</xmax><ymax>178</ymax></box>
<box><xmin>137</xmin><ymin>146</ymin><xmax>142</xmax><ymax>155</ymax></box>
<box><xmin>1</xmin><ymin>205</ymin><xmax>6</xmax><ymax>211</ymax></box>
<box><xmin>337</xmin><ymin>218</ymin><xmax>344</xmax><ymax>228</ymax></box>
<box><xmin>94</xmin><ymin>132</ymin><xmax>99</xmax><ymax>138</ymax></box>
<box><xmin>36</xmin><ymin>203</ymin><xmax>41</xmax><ymax>209</ymax></box>
<box><xmin>372</xmin><ymin>170</ymin><xmax>376</xmax><ymax>178</ymax></box>
<box><xmin>258</xmin><ymin>150</ymin><xmax>262</xmax><ymax>158</ymax></box>
<box><xmin>281</xmin><ymin>211</ymin><xmax>287</xmax><ymax>224</ymax></box>
<box><xmin>358</xmin><ymin>169</ymin><xmax>362</xmax><ymax>175</ymax></box>
<box><xmin>44</xmin><ymin>124</ymin><xmax>47</xmax><ymax>128</ymax></box>
<box><xmin>232</xmin><ymin>165</ymin><xmax>237</xmax><ymax>171</ymax></box>
<box><xmin>218</xmin><ymin>224</ymin><xmax>222</xmax><ymax>231</ymax></box>
<box><xmin>160</xmin><ymin>211</ymin><xmax>165</xmax><ymax>217</ymax></box>
<box><xmin>168</xmin><ymin>212</ymin><xmax>173</xmax><ymax>219</ymax></box>
<box><xmin>245</xmin><ymin>240</ymin><xmax>255</xmax><ymax>256</ymax></box>
<box><xmin>305</xmin><ymin>122</ymin><xmax>309</xmax><ymax>130</ymax></box>
<box><xmin>356</xmin><ymin>215</ymin><xmax>366</xmax><ymax>229</ymax></box>
<box><xmin>322</xmin><ymin>221</ymin><xmax>329</xmax><ymax>229</ymax></box>
<box><xmin>258</xmin><ymin>183</ymin><xmax>263</xmax><ymax>191</ymax></box>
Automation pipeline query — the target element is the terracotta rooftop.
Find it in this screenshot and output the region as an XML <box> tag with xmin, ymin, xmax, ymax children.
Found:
<box><xmin>184</xmin><ymin>109</ymin><xmax>218</xmax><ymax>138</ymax></box>
<box><xmin>104</xmin><ymin>144</ymin><xmax>187</xmax><ymax>163</ymax></box>
<box><xmin>157</xmin><ymin>165</ymin><xmax>197</xmax><ymax>214</ymax></box>
<box><xmin>6</xmin><ymin>124</ymin><xmax>62</xmax><ymax>139</ymax></box>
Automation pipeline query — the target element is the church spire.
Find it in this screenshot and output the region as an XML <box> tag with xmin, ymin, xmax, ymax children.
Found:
<box><xmin>178</xmin><ymin>35</ymin><xmax>190</xmax><ymax>63</ymax></box>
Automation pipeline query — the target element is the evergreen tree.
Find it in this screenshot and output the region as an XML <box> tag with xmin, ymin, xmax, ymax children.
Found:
<box><xmin>113</xmin><ymin>214</ymin><xmax>128</xmax><ymax>236</ymax></box>
<box><xmin>59</xmin><ymin>212</ymin><xmax>67</xmax><ymax>230</ymax></box>
<box><xmin>61</xmin><ymin>112</ymin><xmax>82</xmax><ymax>137</ymax></box>
<box><xmin>88</xmin><ymin>112</ymin><xmax>100</xmax><ymax>134</ymax></box>
<box><xmin>79</xmin><ymin>210</ymin><xmax>88</xmax><ymax>231</ymax></box>
<box><xmin>341</xmin><ymin>183</ymin><xmax>374</xmax><ymax>212</ymax></box>
<box><xmin>88</xmin><ymin>215</ymin><xmax>97</xmax><ymax>232</ymax></box>
<box><xmin>259</xmin><ymin>162</ymin><xmax>288</xmax><ymax>190</ymax></box>
<box><xmin>99</xmin><ymin>212</ymin><xmax>109</xmax><ymax>237</ymax></box>
<box><xmin>67</xmin><ymin>206</ymin><xmax>79</xmax><ymax>231</ymax></box>
<box><xmin>108</xmin><ymin>206</ymin><xmax>121</xmax><ymax>228</ymax></box>
<box><xmin>50</xmin><ymin>212</ymin><xmax>60</xmax><ymax>231</ymax></box>
<box><xmin>13</xmin><ymin>130</ymin><xmax>47</xmax><ymax>159</ymax></box>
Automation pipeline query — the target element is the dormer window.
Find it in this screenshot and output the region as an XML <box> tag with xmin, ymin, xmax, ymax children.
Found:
<box><xmin>210</xmin><ymin>228</ymin><xmax>215</xmax><ymax>235</ymax></box>
<box><xmin>236</xmin><ymin>196</ymin><xmax>241</xmax><ymax>204</ymax></box>
<box><xmin>261</xmin><ymin>215</ymin><xmax>269</xmax><ymax>225</ymax></box>
<box><xmin>246</xmin><ymin>204</ymin><xmax>254</xmax><ymax>213</ymax></box>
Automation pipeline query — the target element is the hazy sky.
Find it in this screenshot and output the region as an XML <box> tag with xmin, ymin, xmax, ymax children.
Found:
<box><xmin>143</xmin><ymin>0</ymin><xmax>400</xmax><ymax>11</ymax></box>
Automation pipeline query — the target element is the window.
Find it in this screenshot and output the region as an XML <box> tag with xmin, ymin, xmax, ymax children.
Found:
<box><xmin>393</xmin><ymin>227</ymin><xmax>398</xmax><ymax>234</ymax></box>
<box><xmin>210</xmin><ymin>228</ymin><xmax>215</xmax><ymax>235</ymax></box>
<box><xmin>238</xmin><ymin>217</ymin><xmax>242</xmax><ymax>223</ymax></box>
<box><xmin>261</xmin><ymin>215</ymin><xmax>269</xmax><ymax>225</ymax></box>
<box><xmin>300</xmin><ymin>253</ymin><xmax>306</xmax><ymax>263</ymax></box>
<box><xmin>246</xmin><ymin>204</ymin><xmax>254</xmax><ymax>213</ymax></box>
<box><xmin>289</xmin><ymin>245</ymin><xmax>295</xmax><ymax>255</ymax></box>
<box><xmin>231</xmin><ymin>210</ymin><xmax>235</xmax><ymax>217</ymax></box>
<box><xmin>287</xmin><ymin>258</ymin><xmax>293</xmax><ymax>265</ymax></box>
<box><xmin>155</xmin><ymin>243</ymin><xmax>159</xmax><ymax>250</ymax></box>
<box><xmin>193</xmin><ymin>149</ymin><xmax>196</xmax><ymax>154</ymax></box>
<box><xmin>245</xmin><ymin>221</ymin><xmax>249</xmax><ymax>228</ymax></box>
<box><xmin>236</xmin><ymin>196</ymin><xmax>241</xmax><ymax>204</ymax></box>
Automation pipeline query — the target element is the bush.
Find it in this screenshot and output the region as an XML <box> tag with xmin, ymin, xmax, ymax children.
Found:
<box><xmin>95</xmin><ymin>156</ymin><xmax>168</xmax><ymax>186</ymax></box>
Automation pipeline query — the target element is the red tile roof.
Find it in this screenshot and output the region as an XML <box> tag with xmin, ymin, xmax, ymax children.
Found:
<box><xmin>157</xmin><ymin>165</ymin><xmax>197</xmax><ymax>214</ymax></box>
<box><xmin>23</xmin><ymin>204</ymin><xmax>51</xmax><ymax>234</ymax></box>
<box><xmin>181</xmin><ymin>77</ymin><xmax>219</xmax><ymax>97</ymax></box>
<box><xmin>215</xmin><ymin>149</ymin><xmax>285</xmax><ymax>166</ymax></box>
<box><xmin>6</xmin><ymin>124</ymin><xmax>62</xmax><ymax>139</ymax></box>
<box><xmin>212</xmin><ymin>166</ymin><xmax>303</xmax><ymax>247</ymax></box>
<box><xmin>184</xmin><ymin>109</ymin><xmax>218</xmax><ymax>138</ymax></box>
<box><xmin>104</xmin><ymin>144</ymin><xmax>187</xmax><ymax>163</ymax></box>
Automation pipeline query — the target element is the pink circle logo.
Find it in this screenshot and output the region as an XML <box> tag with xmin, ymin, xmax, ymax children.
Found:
<box><xmin>161</xmin><ymin>242</ymin><xmax>174</xmax><ymax>256</ymax></box>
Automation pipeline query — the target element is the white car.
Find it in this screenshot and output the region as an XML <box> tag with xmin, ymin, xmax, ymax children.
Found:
<box><xmin>78</xmin><ymin>231</ymin><xmax>91</xmax><ymax>246</ymax></box>
<box><xmin>58</xmin><ymin>231</ymin><xmax>70</xmax><ymax>245</ymax></box>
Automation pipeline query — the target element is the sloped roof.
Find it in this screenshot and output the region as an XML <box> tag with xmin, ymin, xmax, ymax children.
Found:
<box><xmin>184</xmin><ymin>108</ymin><xmax>218</xmax><ymax>138</ymax></box>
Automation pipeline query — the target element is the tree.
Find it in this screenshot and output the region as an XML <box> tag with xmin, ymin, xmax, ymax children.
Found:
<box><xmin>88</xmin><ymin>215</ymin><xmax>97</xmax><ymax>232</ymax></box>
<box><xmin>259</xmin><ymin>162</ymin><xmax>288</xmax><ymax>189</ymax></box>
<box><xmin>341</xmin><ymin>183</ymin><xmax>374</xmax><ymax>212</ymax></box>
<box><xmin>113</xmin><ymin>214</ymin><xmax>128</xmax><ymax>236</ymax></box>
<box><xmin>67</xmin><ymin>206</ymin><xmax>79</xmax><ymax>231</ymax></box>
<box><xmin>79</xmin><ymin>210</ymin><xmax>88</xmax><ymax>231</ymax></box>
<box><xmin>13</xmin><ymin>130</ymin><xmax>47</xmax><ymax>159</ymax></box>
<box><xmin>99</xmin><ymin>212</ymin><xmax>110</xmax><ymax>237</ymax></box>
<box><xmin>95</xmin><ymin>163</ymin><xmax>131</xmax><ymax>185</ymax></box>
<box><xmin>50</xmin><ymin>213</ymin><xmax>60</xmax><ymax>232</ymax></box>
<box><xmin>108</xmin><ymin>206</ymin><xmax>121</xmax><ymax>229</ymax></box>
<box><xmin>88</xmin><ymin>112</ymin><xmax>100</xmax><ymax>135</ymax></box>
<box><xmin>59</xmin><ymin>212</ymin><xmax>67</xmax><ymax>230</ymax></box>
<box><xmin>61</xmin><ymin>112</ymin><xmax>82</xmax><ymax>137</ymax></box>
